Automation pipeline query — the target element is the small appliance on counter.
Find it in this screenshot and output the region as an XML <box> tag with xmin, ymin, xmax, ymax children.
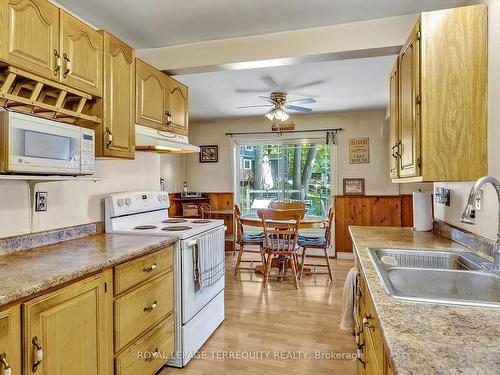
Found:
<box><xmin>0</xmin><ymin>110</ymin><xmax>95</xmax><ymax>175</ymax></box>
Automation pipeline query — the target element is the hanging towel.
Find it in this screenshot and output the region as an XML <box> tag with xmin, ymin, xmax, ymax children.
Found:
<box><xmin>196</xmin><ymin>228</ymin><xmax>225</xmax><ymax>290</ymax></box>
<box><xmin>340</xmin><ymin>267</ymin><xmax>360</xmax><ymax>331</ymax></box>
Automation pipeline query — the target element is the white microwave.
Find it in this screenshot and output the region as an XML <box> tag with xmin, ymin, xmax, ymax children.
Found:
<box><xmin>0</xmin><ymin>111</ymin><xmax>95</xmax><ymax>175</ymax></box>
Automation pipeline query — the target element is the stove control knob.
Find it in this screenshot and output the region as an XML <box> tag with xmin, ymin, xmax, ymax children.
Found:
<box><xmin>125</xmin><ymin>198</ymin><xmax>132</xmax><ymax>206</ymax></box>
<box><xmin>158</xmin><ymin>195</ymin><xmax>162</xmax><ymax>202</ymax></box>
<box><xmin>162</xmin><ymin>195</ymin><xmax>168</xmax><ymax>202</ymax></box>
<box><xmin>117</xmin><ymin>199</ymin><xmax>125</xmax><ymax>207</ymax></box>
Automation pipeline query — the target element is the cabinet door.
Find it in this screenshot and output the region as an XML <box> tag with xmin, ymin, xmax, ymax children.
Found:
<box><xmin>101</xmin><ymin>32</ymin><xmax>135</xmax><ymax>158</ymax></box>
<box><xmin>60</xmin><ymin>11</ymin><xmax>102</xmax><ymax>96</ymax></box>
<box><xmin>22</xmin><ymin>274</ymin><xmax>110</xmax><ymax>375</ymax></box>
<box><xmin>0</xmin><ymin>0</ymin><xmax>60</xmax><ymax>80</ymax></box>
<box><xmin>398</xmin><ymin>22</ymin><xmax>421</xmax><ymax>178</ymax></box>
<box><xmin>389</xmin><ymin>60</ymin><xmax>399</xmax><ymax>179</ymax></box>
<box><xmin>0</xmin><ymin>306</ymin><xmax>21</xmax><ymax>375</ymax></box>
<box><xmin>136</xmin><ymin>59</ymin><xmax>167</xmax><ymax>130</ymax></box>
<box><xmin>165</xmin><ymin>76</ymin><xmax>189</xmax><ymax>135</ymax></box>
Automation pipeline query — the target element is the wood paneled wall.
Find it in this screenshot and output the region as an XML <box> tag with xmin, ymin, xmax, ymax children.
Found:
<box><xmin>168</xmin><ymin>192</ymin><xmax>235</xmax><ymax>251</ymax></box>
<box><xmin>335</xmin><ymin>195</ymin><xmax>415</xmax><ymax>253</ymax></box>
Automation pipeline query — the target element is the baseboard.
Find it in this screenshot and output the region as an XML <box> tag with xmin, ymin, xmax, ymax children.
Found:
<box><xmin>336</xmin><ymin>252</ymin><xmax>354</xmax><ymax>260</ymax></box>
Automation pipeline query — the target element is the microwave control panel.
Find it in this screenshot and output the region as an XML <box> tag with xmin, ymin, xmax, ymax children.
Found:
<box><xmin>80</xmin><ymin>128</ymin><xmax>95</xmax><ymax>174</ymax></box>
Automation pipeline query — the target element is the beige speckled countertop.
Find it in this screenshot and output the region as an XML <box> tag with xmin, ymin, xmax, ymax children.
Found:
<box><xmin>0</xmin><ymin>234</ymin><xmax>176</xmax><ymax>307</ymax></box>
<box><xmin>350</xmin><ymin>226</ymin><xmax>500</xmax><ymax>375</ymax></box>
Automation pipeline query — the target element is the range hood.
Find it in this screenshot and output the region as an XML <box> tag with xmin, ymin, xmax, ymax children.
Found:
<box><xmin>135</xmin><ymin>124</ymin><xmax>200</xmax><ymax>153</ymax></box>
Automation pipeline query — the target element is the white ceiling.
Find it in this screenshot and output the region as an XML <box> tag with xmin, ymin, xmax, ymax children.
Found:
<box><xmin>177</xmin><ymin>55</ymin><xmax>397</xmax><ymax>120</ymax></box>
<box><xmin>55</xmin><ymin>0</ymin><xmax>468</xmax><ymax>48</ymax></box>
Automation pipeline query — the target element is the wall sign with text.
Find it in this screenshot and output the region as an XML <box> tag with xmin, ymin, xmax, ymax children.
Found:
<box><xmin>349</xmin><ymin>138</ymin><xmax>370</xmax><ymax>164</ymax></box>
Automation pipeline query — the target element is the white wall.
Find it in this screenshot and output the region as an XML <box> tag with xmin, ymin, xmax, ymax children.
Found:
<box><xmin>185</xmin><ymin>111</ymin><xmax>400</xmax><ymax>195</ymax></box>
<box><xmin>0</xmin><ymin>152</ymin><xmax>185</xmax><ymax>238</ymax></box>
<box><xmin>433</xmin><ymin>0</ymin><xmax>500</xmax><ymax>240</ymax></box>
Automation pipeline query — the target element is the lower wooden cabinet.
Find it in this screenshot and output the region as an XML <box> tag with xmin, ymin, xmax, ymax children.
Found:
<box><xmin>1</xmin><ymin>246</ymin><xmax>173</xmax><ymax>375</ymax></box>
<box><xmin>22</xmin><ymin>272</ymin><xmax>112</xmax><ymax>375</ymax></box>
<box><xmin>0</xmin><ymin>305</ymin><xmax>21</xmax><ymax>375</ymax></box>
<box><xmin>357</xmin><ymin>269</ymin><xmax>393</xmax><ymax>375</ymax></box>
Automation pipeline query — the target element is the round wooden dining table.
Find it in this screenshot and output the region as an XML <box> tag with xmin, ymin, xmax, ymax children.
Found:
<box><xmin>239</xmin><ymin>214</ymin><xmax>327</xmax><ymax>228</ymax></box>
<box><xmin>239</xmin><ymin>214</ymin><xmax>328</xmax><ymax>279</ymax></box>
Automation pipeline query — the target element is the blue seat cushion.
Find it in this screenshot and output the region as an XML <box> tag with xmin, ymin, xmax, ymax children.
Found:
<box><xmin>242</xmin><ymin>233</ymin><xmax>265</xmax><ymax>243</ymax></box>
<box><xmin>298</xmin><ymin>235</ymin><xmax>326</xmax><ymax>247</ymax></box>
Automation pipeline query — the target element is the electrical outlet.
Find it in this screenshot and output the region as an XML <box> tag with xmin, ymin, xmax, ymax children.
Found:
<box><xmin>435</xmin><ymin>187</ymin><xmax>451</xmax><ymax>206</ymax></box>
<box><xmin>474</xmin><ymin>189</ymin><xmax>483</xmax><ymax>211</ymax></box>
<box><xmin>35</xmin><ymin>192</ymin><xmax>48</xmax><ymax>212</ymax></box>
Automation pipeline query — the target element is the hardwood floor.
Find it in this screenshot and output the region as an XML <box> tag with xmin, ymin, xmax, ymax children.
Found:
<box><xmin>160</xmin><ymin>253</ymin><xmax>357</xmax><ymax>375</ymax></box>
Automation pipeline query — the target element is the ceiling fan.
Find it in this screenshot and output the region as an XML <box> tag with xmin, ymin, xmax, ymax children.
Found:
<box><xmin>237</xmin><ymin>91</ymin><xmax>316</xmax><ymax>122</ymax></box>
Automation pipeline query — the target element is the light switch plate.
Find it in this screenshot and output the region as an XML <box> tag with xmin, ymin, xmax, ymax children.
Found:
<box><xmin>435</xmin><ymin>187</ymin><xmax>450</xmax><ymax>206</ymax></box>
<box><xmin>35</xmin><ymin>192</ymin><xmax>48</xmax><ymax>212</ymax></box>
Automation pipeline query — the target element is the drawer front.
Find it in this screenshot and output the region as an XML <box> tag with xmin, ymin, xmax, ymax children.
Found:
<box><xmin>116</xmin><ymin>315</ymin><xmax>174</xmax><ymax>375</ymax></box>
<box><xmin>114</xmin><ymin>272</ymin><xmax>173</xmax><ymax>352</ymax></box>
<box><xmin>114</xmin><ymin>247</ymin><xmax>173</xmax><ymax>295</ymax></box>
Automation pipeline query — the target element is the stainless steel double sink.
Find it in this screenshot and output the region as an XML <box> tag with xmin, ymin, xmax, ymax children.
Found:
<box><xmin>368</xmin><ymin>248</ymin><xmax>500</xmax><ymax>308</ymax></box>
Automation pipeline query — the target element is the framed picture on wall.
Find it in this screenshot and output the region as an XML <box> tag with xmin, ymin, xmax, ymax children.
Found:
<box><xmin>343</xmin><ymin>178</ymin><xmax>365</xmax><ymax>195</ymax></box>
<box><xmin>199</xmin><ymin>145</ymin><xmax>218</xmax><ymax>163</ymax></box>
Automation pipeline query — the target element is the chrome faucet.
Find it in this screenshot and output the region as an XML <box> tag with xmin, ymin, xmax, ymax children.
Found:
<box><xmin>460</xmin><ymin>176</ymin><xmax>500</xmax><ymax>270</ymax></box>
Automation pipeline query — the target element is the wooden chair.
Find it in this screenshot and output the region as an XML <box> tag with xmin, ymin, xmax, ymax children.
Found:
<box><xmin>269</xmin><ymin>201</ymin><xmax>306</xmax><ymax>211</ymax></box>
<box><xmin>258</xmin><ymin>208</ymin><xmax>303</xmax><ymax>289</ymax></box>
<box><xmin>298</xmin><ymin>206</ymin><xmax>334</xmax><ymax>280</ymax></box>
<box><xmin>234</xmin><ymin>204</ymin><xmax>265</xmax><ymax>275</ymax></box>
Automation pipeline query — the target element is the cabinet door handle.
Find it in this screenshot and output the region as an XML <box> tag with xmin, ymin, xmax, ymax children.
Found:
<box><xmin>105</xmin><ymin>127</ymin><xmax>113</xmax><ymax>148</ymax></box>
<box><xmin>391</xmin><ymin>144</ymin><xmax>398</xmax><ymax>159</ymax></box>
<box><xmin>144</xmin><ymin>301</ymin><xmax>158</xmax><ymax>312</ymax></box>
<box><xmin>32</xmin><ymin>336</ymin><xmax>43</xmax><ymax>372</ymax></box>
<box><xmin>165</xmin><ymin>111</ymin><xmax>172</xmax><ymax>126</ymax></box>
<box><xmin>54</xmin><ymin>50</ymin><xmax>62</xmax><ymax>76</ymax></box>
<box><xmin>363</xmin><ymin>316</ymin><xmax>375</xmax><ymax>331</ymax></box>
<box><xmin>143</xmin><ymin>263</ymin><xmax>157</xmax><ymax>272</ymax></box>
<box><xmin>0</xmin><ymin>353</ymin><xmax>11</xmax><ymax>375</ymax></box>
<box><xmin>62</xmin><ymin>53</ymin><xmax>72</xmax><ymax>79</ymax></box>
<box><xmin>144</xmin><ymin>347</ymin><xmax>161</xmax><ymax>362</ymax></box>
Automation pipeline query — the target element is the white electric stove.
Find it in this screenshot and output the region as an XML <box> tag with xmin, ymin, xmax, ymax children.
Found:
<box><xmin>105</xmin><ymin>191</ymin><xmax>226</xmax><ymax>368</ymax></box>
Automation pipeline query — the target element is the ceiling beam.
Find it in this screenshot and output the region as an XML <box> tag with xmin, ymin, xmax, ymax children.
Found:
<box><xmin>136</xmin><ymin>14</ymin><xmax>417</xmax><ymax>75</ymax></box>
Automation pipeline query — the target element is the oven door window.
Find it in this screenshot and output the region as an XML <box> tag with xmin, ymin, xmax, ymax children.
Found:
<box><xmin>24</xmin><ymin>130</ymin><xmax>73</xmax><ymax>160</ymax></box>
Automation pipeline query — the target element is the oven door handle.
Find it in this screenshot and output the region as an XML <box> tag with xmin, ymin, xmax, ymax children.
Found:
<box><xmin>193</xmin><ymin>242</ymin><xmax>200</xmax><ymax>282</ymax></box>
<box><xmin>185</xmin><ymin>226</ymin><xmax>227</xmax><ymax>247</ymax></box>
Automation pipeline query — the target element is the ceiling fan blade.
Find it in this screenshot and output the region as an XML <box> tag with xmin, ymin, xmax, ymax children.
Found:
<box><xmin>236</xmin><ymin>104</ymin><xmax>273</xmax><ymax>109</ymax></box>
<box><xmin>288</xmin><ymin>79</ymin><xmax>326</xmax><ymax>90</ymax></box>
<box><xmin>235</xmin><ymin>88</ymin><xmax>270</xmax><ymax>93</ymax></box>
<box><xmin>286</xmin><ymin>97</ymin><xmax>316</xmax><ymax>105</ymax></box>
<box><xmin>286</xmin><ymin>104</ymin><xmax>312</xmax><ymax>113</ymax></box>
<box><xmin>261</xmin><ymin>75</ymin><xmax>280</xmax><ymax>89</ymax></box>
<box><xmin>258</xmin><ymin>96</ymin><xmax>277</xmax><ymax>105</ymax></box>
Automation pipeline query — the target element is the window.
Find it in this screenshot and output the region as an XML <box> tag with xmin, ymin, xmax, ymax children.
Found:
<box><xmin>243</xmin><ymin>159</ymin><xmax>252</xmax><ymax>170</ymax></box>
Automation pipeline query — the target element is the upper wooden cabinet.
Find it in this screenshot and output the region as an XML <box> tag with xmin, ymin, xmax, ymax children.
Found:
<box><xmin>388</xmin><ymin>60</ymin><xmax>399</xmax><ymax>180</ymax></box>
<box><xmin>0</xmin><ymin>305</ymin><xmax>21</xmax><ymax>375</ymax></box>
<box><xmin>136</xmin><ymin>58</ymin><xmax>189</xmax><ymax>135</ymax></box>
<box><xmin>60</xmin><ymin>11</ymin><xmax>102</xmax><ymax>96</ymax></box>
<box><xmin>389</xmin><ymin>5</ymin><xmax>487</xmax><ymax>182</ymax></box>
<box><xmin>0</xmin><ymin>0</ymin><xmax>103</xmax><ymax>97</ymax></box>
<box><xmin>97</xmin><ymin>31</ymin><xmax>135</xmax><ymax>158</ymax></box>
<box><xmin>165</xmin><ymin>75</ymin><xmax>189</xmax><ymax>135</ymax></box>
<box><xmin>22</xmin><ymin>273</ymin><xmax>111</xmax><ymax>375</ymax></box>
<box><xmin>397</xmin><ymin>22</ymin><xmax>421</xmax><ymax>179</ymax></box>
<box><xmin>136</xmin><ymin>58</ymin><xmax>167</xmax><ymax>130</ymax></box>
<box><xmin>0</xmin><ymin>0</ymin><xmax>60</xmax><ymax>80</ymax></box>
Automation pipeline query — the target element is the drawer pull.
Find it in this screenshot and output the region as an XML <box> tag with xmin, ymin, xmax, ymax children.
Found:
<box><xmin>145</xmin><ymin>347</ymin><xmax>161</xmax><ymax>362</ymax></box>
<box><xmin>143</xmin><ymin>263</ymin><xmax>157</xmax><ymax>273</ymax></box>
<box><xmin>363</xmin><ymin>316</ymin><xmax>375</xmax><ymax>331</ymax></box>
<box><xmin>32</xmin><ymin>336</ymin><xmax>43</xmax><ymax>372</ymax></box>
<box><xmin>0</xmin><ymin>353</ymin><xmax>11</xmax><ymax>375</ymax></box>
<box><xmin>144</xmin><ymin>301</ymin><xmax>158</xmax><ymax>312</ymax></box>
